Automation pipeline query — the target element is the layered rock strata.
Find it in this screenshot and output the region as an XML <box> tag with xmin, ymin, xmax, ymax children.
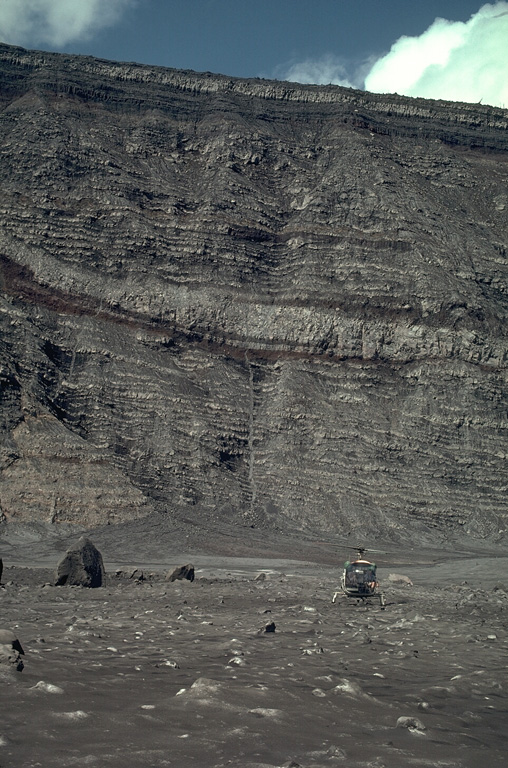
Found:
<box><xmin>0</xmin><ymin>44</ymin><xmax>507</xmax><ymax>539</ymax></box>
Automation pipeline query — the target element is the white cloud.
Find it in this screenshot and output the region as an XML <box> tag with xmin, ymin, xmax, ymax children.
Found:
<box><xmin>277</xmin><ymin>3</ymin><xmax>508</xmax><ymax>109</ymax></box>
<box><xmin>278</xmin><ymin>54</ymin><xmax>357</xmax><ymax>89</ymax></box>
<box><xmin>364</xmin><ymin>2</ymin><xmax>508</xmax><ymax>108</ymax></box>
<box><xmin>0</xmin><ymin>0</ymin><xmax>135</xmax><ymax>48</ymax></box>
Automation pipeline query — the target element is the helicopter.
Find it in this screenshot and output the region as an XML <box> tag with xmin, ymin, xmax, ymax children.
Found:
<box><xmin>332</xmin><ymin>547</ymin><xmax>386</xmax><ymax>607</ymax></box>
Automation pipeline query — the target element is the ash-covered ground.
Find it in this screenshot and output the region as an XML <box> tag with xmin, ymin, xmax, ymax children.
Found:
<box><xmin>1</xmin><ymin>520</ymin><xmax>507</xmax><ymax>768</ymax></box>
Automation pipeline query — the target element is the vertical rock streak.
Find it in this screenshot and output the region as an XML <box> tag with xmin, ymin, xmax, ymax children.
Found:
<box><xmin>246</xmin><ymin>354</ymin><xmax>257</xmax><ymax>521</ymax></box>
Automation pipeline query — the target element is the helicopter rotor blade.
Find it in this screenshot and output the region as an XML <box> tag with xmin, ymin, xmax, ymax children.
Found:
<box><xmin>314</xmin><ymin>537</ymin><xmax>397</xmax><ymax>556</ymax></box>
<box><xmin>349</xmin><ymin>546</ymin><xmax>387</xmax><ymax>554</ymax></box>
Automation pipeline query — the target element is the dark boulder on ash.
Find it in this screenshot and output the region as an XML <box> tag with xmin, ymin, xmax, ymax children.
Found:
<box><xmin>55</xmin><ymin>537</ymin><xmax>106</xmax><ymax>588</ymax></box>
<box><xmin>0</xmin><ymin>629</ymin><xmax>25</xmax><ymax>656</ymax></box>
<box><xmin>166</xmin><ymin>564</ymin><xmax>195</xmax><ymax>583</ymax></box>
<box><xmin>0</xmin><ymin>628</ymin><xmax>25</xmax><ymax>673</ymax></box>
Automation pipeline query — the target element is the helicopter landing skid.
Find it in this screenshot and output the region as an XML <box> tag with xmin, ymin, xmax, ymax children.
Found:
<box><xmin>332</xmin><ymin>590</ymin><xmax>386</xmax><ymax>608</ymax></box>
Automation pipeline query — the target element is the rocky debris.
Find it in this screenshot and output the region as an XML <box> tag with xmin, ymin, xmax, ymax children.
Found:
<box><xmin>166</xmin><ymin>564</ymin><xmax>195</xmax><ymax>583</ymax></box>
<box><xmin>387</xmin><ymin>573</ymin><xmax>414</xmax><ymax>586</ymax></box>
<box><xmin>264</xmin><ymin>621</ymin><xmax>276</xmax><ymax>633</ymax></box>
<box><xmin>0</xmin><ymin>410</ymin><xmax>152</xmax><ymax>527</ymax></box>
<box><xmin>53</xmin><ymin>710</ymin><xmax>89</xmax><ymax>721</ymax></box>
<box><xmin>0</xmin><ymin>644</ymin><xmax>24</xmax><ymax>672</ymax></box>
<box><xmin>55</xmin><ymin>537</ymin><xmax>105</xmax><ymax>588</ymax></box>
<box><xmin>0</xmin><ymin>628</ymin><xmax>24</xmax><ymax>672</ymax></box>
<box><xmin>159</xmin><ymin>659</ymin><xmax>180</xmax><ymax>669</ymax></box>
<box><xmin>129</xmin><ymin>569</ymin><xmax>145</xmax><ymax>582</ymax></box>
<box><xmin>302</xmin><ymin>645</ymin><xmax>324</xmax><ymax>655</ymax></box>
<box><xmin>0</xmin><ymin>43</ymin><xmax>507</xmax><ymax>540</ymax></box>
<box><xmin>179</xmin><ymin>677</ymin><xmax>222</xmax><ymax>699</ymax></box>
<box><xmin>0</xmin><ymin>629</ymin><xmax>24</xmax><ymax>656</ymax></box>
<box><xmin>396</xmin><ymin>716</ymin><xmax>426</xmax><ymax>732</ymax></box>
<box><xmin>332</xmin><ymin>679</ymin><xmax>376</xmax><ymax>701</ymax></box>
<box><xmin>30</xmin><ymin>681</ymin><xmax>64</xmax><ymax>694</ymax></box>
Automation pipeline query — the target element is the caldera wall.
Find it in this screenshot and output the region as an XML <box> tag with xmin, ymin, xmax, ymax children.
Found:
<box><xmin>0</xmin><ymin>44</ymin><xmax>507</xmax><ymax>539</ymax></box>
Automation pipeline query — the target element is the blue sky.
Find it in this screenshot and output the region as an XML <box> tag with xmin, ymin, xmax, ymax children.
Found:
<box><xmin>1</xmin><ymin>1</ymin><xmax>507</xmax><ymax>107</ymax></box>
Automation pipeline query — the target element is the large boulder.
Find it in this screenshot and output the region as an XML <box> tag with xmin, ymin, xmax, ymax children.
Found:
<box><xmin>0</xmin><ymin>644</ymin><xmax>24</xmax><ymax>672</ymax></box>
<box><xmin>0</xmin><ymin>628</ymin><xmax>24</xmax><ymax>672</ymax></box>
<box><xmin>0</xmin><ymin>629</ymin><xmax>24</xmax><ymax>655</ymax></box>
<box><xmin>55</xmin><ymin>537</ymin><xmax>105</xmax><ymax>588</ymax></box>
<box><xmin>166</xmin><ymin>563</ymin><xmax>195</xmax><ymax>583</ymax></box>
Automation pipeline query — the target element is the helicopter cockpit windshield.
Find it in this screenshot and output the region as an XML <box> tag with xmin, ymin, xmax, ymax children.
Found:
<box><xmin>344</xmin><ymin>561</ymin><xmax>377</xmax><ymax>592</ymax></box>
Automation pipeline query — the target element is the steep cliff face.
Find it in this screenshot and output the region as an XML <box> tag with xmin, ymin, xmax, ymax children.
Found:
<box><xmin>0</xmin><ymin>44</ymin><xmax>507</xmax><ymax>540</ymax></box>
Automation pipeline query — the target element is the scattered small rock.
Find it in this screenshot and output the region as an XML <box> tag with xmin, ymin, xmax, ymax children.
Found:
<box><xmin>326</xmin><ymin>746</ymin><xmax>347</xmax><ymax>759</ymax></box>
<box><xmin>53</xmin><ymin>711</ymin><xmax>89</xmax><ymax>721</ymax></box>
<box><xmin>396</xmin><ymin>716</ymin><xmax>426</xmax><ymax>731</ymax></box>
<box><xmin>332</xmin><ymin>679</ymin><xmax>367</xmax><ymax>698</ymax></box>
<box><xmin>264</xmin><ymin>621</ymin><xmax>276</xmax><ymax>633</ymax></box>
<box><xmin>248</xmin><ymin>707</ymin><xmax>282</xmax><ymax>718</ymax></box>
<box><xmin>31</xmin><ymin>681</ymin><xmax>64</xmax><ymax>694</ymax></box>
<box><xmin>254</xmin><ymin>572</ymin><xmax>266</xmax><ymax>581</ymax></box>
<box><xmin>130</xmin><ymin>569</ymin><xmax>145</xmax><ymax>581</ymax></box>
<box><xmin>387</xmin><ymin>573</ymin><xmax>413</xmax><ymax>586</ymax></box>
<box><xmin>187</xmin><ymin>677</ymin><xmax>221</xmax><ymax>697</ymax></box>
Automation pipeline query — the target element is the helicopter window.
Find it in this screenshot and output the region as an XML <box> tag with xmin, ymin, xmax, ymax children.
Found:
<box><xmin>345</xmin><ymin>570</ymin><xmax>358</xmax><ymax>586</ymax></box>
<box><xmin>345</xmin><ymin>565</ymin><xmax>376</xmax><ymax>587</ymax></box>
